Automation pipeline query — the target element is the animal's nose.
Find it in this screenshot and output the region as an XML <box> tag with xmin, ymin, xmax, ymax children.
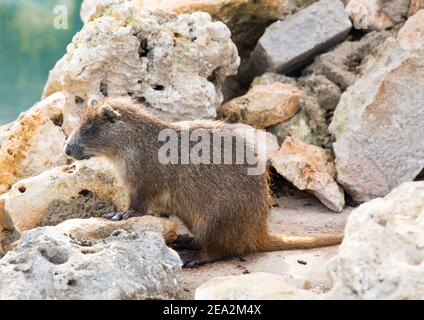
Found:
<box><xmin>64</xmin><ymin>143</ymin><xmax>73</xmax><ymax>157</ymax></box>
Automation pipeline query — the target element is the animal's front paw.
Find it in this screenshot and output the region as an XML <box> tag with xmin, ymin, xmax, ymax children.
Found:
<box><xmin>104</xmin><ymin>210</ymin><xmax>142</xmax><ymax>221</ymax></box>
<box><xmin>178</xmin><ymin>250</ymin><xmax>208</xmax><ymax>268</ymax></box>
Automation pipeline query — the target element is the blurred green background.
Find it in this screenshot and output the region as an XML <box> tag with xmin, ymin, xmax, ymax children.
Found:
<box><xmin>0</xmin><ymin>0</ymin><xmax>82</xmax><ymax>124</ymax></box>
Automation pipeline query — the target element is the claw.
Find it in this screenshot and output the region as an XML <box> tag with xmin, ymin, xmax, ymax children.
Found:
<box><xmin>104</xmin><ymin>210</ymin><xmax>142</xmax><ymax>221</ymax></box>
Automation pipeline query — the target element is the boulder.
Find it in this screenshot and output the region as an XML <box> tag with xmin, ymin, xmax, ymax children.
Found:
<box><xmin>304</xmin><ymin>31</ymin><xmax>391</xmax><ymax>90</ymax></box>
<box><xmin>270</xmin><ymin>137</ymin><xmax>345</xmax><ymax>212</ymax></box>
<box><xmin>43</xmin><ymin>7</ymin><xmax>239</xmax><ymax>134</ymax></box>
<box><xmin>0</xmin><ymin>229</ymin><xmax>182</xmax><ymax>300</ymax></box>
<box><xmin>346</xmin><ymin>0</ymin><xmax>410</xmax><ymax>31</ymax></box>
<box><xmin>0</xmin><ymin>158</ymin><xmax>129</xmax><ymax>232</ymax></box>
<box><xmin>0</xmin><ymin>93</ymin><xmax>67</xmax><ymax>195</ymax></box>
<box><xmin>248</xmin><ymin>0</ymin><xmax>351</xmax><ymax>78</ymax></box>
<box><xmin>327</xmin><ymin>182</ymin><xmax>424</xmax><ymax>299</ymax></box>
<box><xmin>81</xmin><ymin>0</ymin><xmax>286</xmax><ymax>53</ymax></box>
<box><xmin>329</xmin><ymin>11</ymin><xmax>424</xmax><ymax>202</ymax></box>
<box><xmin>195</xmin><ymin>273</ymin><xmax>316</xmax><ymax>300</ymax></box>
<box><xmin>217</xmin><ymin>83</ymin><xmax>301</xmax><ymax>128</ymax></box>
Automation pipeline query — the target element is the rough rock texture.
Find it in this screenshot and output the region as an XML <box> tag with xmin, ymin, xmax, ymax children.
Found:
<box><xmin>81</xmin><ymin>0</ymin><xmax>286</xmax><ymax>53</ymax></box>
<box><xmin>218</xmin><ymin>83</ymin><xmax>301</xmax><ymax>128</ymax></box>
<box><xmin>251</xmin><ymin>74</ymin><xmax>330</xmax><ymax>147</ymax></box>
<box><xmin>346</xmin><ymin>0</ymin><xmax>410</xmax><ymax>31</ymax></box>
<box><xmin>0</xmin><ymin>229</ymin><xmax>182</xmax><ymax>300</ymax></box>
<box><xmin>43</xmin><ymin>7</ymin><xmax>239</xmax><ymax>134</ymax></box>
<box><xmin>54</xmin><ymin>216</ymin><xmax>177</xmax><ymax>245</ymax></box>
<box><xmin>268</xmin><ymin>111</ymin><xmax>315</xmax><ymax>145</ymax></box>
<box><xmin>0</xmin><ymin>122</ymin><xmax>12</xmax><ymax>148</ymax></box>
<box><xmin>0</xmin><ymin>158</ymin><xmax>129</xmax><ymax>232</ymax></box>
<box><xmin>409</xmin><ymin>0</ymin><xmax>424</xmax><ymax>16</ymax></box>
<box><xmin>195</xmin><ymin>273</ymin><xmax>315</xmax><ymax>300</ymax></box>
<box><xmin>327</xmin><ymin>182</ymin><xmax>424</xmax><ymax>300</ymax></box>
<box><xmin>0</xmin><ymin>93</ymin><xmax>67</xmax><ymax>195</ymax></box>
<box><xmin>270</xmin><ymin>137</ymin><xmax>345</xmax><ymax>212</ymax></box>
<box><xmin>329</xmin><ymin>11</ymin><xmax>424</xmax><ymax>202</ymax></box>
<box><xmin>304</xmin><ymin>31</ymin><xmax>392</xmax><ymax>90</ymax></box>
<box><xmin>298</xmin><ymin>75</ymin><xmax>341</xmax><ymax>111</ymax></box>
<box><xmin>248</xmin><ymin>0</ymin><xmax>351</xmax><ymax>78</ymax></box>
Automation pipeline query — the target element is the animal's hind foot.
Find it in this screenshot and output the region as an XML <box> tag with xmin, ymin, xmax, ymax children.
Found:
<box><xmin>104</xmin><ymin>210</ymin><xmax>143</xmax><ymax>221</ymax></box>
<box><xmin>172</xmin><ymin>234</ymin><xmax>201</xmax><ymax>251</ymax></box>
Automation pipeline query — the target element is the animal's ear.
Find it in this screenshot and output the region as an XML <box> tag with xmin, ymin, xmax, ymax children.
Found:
<box><xmin>99</xmin><ymin>105</ymin><xmax>121</xmax><ymax>123</ymax></box>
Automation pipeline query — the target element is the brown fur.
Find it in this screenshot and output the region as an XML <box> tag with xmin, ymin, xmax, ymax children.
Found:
<box><xmin>65</xmin><ymin>97</ymin><xmax>343</xmax><ymax>265</ymax></box>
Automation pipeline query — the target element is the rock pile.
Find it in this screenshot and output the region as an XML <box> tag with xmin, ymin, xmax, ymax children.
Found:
<box><xmin>1</xmin><ymin>0</ymin><xmax>423</xmax><ymax>300</ymax></box>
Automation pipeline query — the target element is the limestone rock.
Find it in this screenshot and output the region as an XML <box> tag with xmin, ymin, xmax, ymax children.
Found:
<box><xmin>54</xmin><ymin>216</ymin><xmax>177</xmax><ymax>245</ymax></box>
<box><xmin>0</xmin><ymin>93</ymin><xmax>67</xmax><ymax>195</ymax></box>
<box><xmin>217</xmin><ymin>83</ymin><xmax>301</xmax><ymax>128</ymax></box>
<box><xmin>248</xmin><ymin>0</ymin><xmax>351</xmax><ymax>78</ymax></box>
<box><xmin>327</xmin><ymin>182</ymin><xmax>424</xmax><ymax>299</ymax></box>
<box><xmin>82</xmin><ymin>0</ymin><xmax>286</xmax><ymax>53</ymax></box>
<box><xmin>329</xmin><ymin>12</ymin><xmax>424</xmax><ymax>202</ymax></box>
<box><xmin>43</xmin><ymin>8</ymin><xmax>239</xmax><ymax>134</ymax></box>
<box><xmin>270</xmin><ymin>137</ymin><xmax>345</xmax><ymax>212</ymax></box>
<box><xmin>304</xmin><ymin>31</ymin><xmax>391</xmax><ymax>90</ymax></box>
<box><xmin>346</xmin><ymin>0</ymin><xmax>410</xmax><ymax>31</ymax></box>
<box><xmin>0</xmin><ymin>229</ymin><xmax>182</xmax><ymax>300</ymax></box>
<box><xmin>0</xmin><ymin>158</ymin><xmax>129</xmax><ymax>232</ymax></box>
<box><xmin>195</xmin><ymin>273</ymin><xmax>316</xmax><ymax>300</ymax></box>
<box><xmin>0</xmin><ymin>122</ymin><xmax>12</xmax><ymax>148</ymax></box>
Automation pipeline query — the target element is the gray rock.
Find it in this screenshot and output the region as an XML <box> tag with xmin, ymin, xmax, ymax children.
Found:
<box><xmin>329</xmin><ymin>13</ymin><xmax>424</xmax><ymax>203</ymax></box>
<box><xmin>248</xmin><ymin>0</ymin><xmax>351</xmax><ymax>78</ymax></box>
<box><xmin>304</xmin><ymin>31</ymin><xmax>391</xmax><ymax>90</ymax></box>
<box><xmin>298</xmin><ymin>75</ymin><xmax>341</xmax><ymax>111</ymax></box>
<box><xmin>0</xmin><ymin>229</ymin><xmax>182</xmax><ymax>300</ymax></box>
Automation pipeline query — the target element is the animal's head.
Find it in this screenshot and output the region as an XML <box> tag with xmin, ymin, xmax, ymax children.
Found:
<box><xmin>64</xmin><ymin>98</ymin><xmax>127</xmax><ymax>161</ymax></box>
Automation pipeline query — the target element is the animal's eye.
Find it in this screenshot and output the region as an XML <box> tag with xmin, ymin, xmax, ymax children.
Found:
<box><xmin>84</xmin><ymin>125</ymin><xmax>98</xmax><ymax>138</ymax></box>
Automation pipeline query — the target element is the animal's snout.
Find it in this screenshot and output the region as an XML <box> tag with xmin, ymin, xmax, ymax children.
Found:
<box><xmin>64</xmin><ymin>140</ymin><xmax>90</xmax><ymax>160</ymax></box>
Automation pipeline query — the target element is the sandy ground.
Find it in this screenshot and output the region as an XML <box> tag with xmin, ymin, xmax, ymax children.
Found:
<box><xmin>176</xmin><ymin>189</ymin><xmax>353</xmax><ymax>299</ymax></box>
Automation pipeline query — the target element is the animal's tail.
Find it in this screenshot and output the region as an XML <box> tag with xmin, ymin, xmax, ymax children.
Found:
<box><xmin>261</xmin><ymin>234</ymin><xmax>343</xmax><ymax>252</ymax></box>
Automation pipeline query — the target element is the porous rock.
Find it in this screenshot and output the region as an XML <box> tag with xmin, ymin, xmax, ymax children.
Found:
<box><xmin>43</xmin><ymin>7</ymin><xmax>240</xmax><ymax>134</ymax></box>
<box><xmin>0</xmin><ymin>92</ymin><xmax>67</xmax><ymax>195</ymax></box>
<box><xmin>327</xmin><ymin>182</ymin><xmax>424</xmax><ymax>299</ymax></box>
<box><xmin>0</xmin><ymin>158</ymin><xmax>129</xmax><ymax>232</ymax></box>
<box><xmin>0</xmin><ymin>229</ymin><xmax>182</xmax><ymax>300</ymax></box>
<box><xmin>346</xmin><ymin>0</ymin><xmax>410</xmax><ymax>31</ymax></box>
